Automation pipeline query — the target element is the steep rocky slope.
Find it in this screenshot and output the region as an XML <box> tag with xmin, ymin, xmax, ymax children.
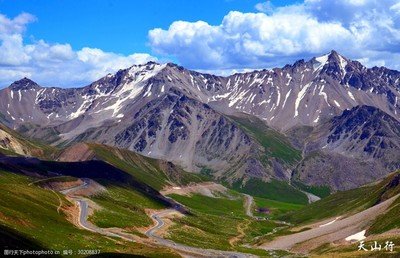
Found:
<box><xmin>1</xmin><ymin>51</ymin><xmax>399</xmax><ymax>135</ymax></box>
<box><xmin>292</xmin><ymin>106</ymin><xmax>400</xmax><ymax>190</ymax></box>
<box><xmin>312</xmin><ymin>106</ymin><xmax>400</xmax><ymax>169</ymax></box>
<box><xmin>0</xmin><ymin>123</ymin><xmax>51</xmax><ymax>157</ymax></box>
<box><xmin>1</xmin><ymin>51</ymin><xmax>399</xmax><ymax>188</ymax></box>
<box><xmin>54</xmin><ymin>88</ymin><xmax>271</xmax><ymax>181</ymax></box>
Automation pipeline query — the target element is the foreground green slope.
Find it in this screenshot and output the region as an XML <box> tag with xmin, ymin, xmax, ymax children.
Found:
<box><xmin>281</xmin><ymin>171</ymin><xmax>400</xmax><ymax>226</ymax></box>
<box><xmin>367</xmin><ymin>172</ymin><xmax>400</xmax><ymax>235</ymax></box>
<box><xmin>0</xmin><ymin>170</ymin><xmax>178</xmax><ymax>257</ymax></box>
<box><xmin>368</xmin><ymin>196</ymin><xmax>400</xmax><ymax>234</ymax></box>
<box><xmin>30</xmin><ymin>175</ymin><xmax>165</xmax><ymax>232</ymax></box>
<box><xmin>89</xmin><ymin>185</ymin><xmax>165</xmax><ymax>233</ymax></box>
<box><xmin>232</xmin><ymin>178</ymin><xmax>308</xmax><ymax>204</ymax></box>
<box><xmin>86</xmin><ymin>143</ymin><xmax>207</xmax><ymax>190</ymax></box>
<box><xmin>166</xmin><ymin>192</ymin><xmax>284</xmax><ymax>256</ymax></box>
<box><xmin>252</xmin><ymin>172</ymin><xmax>400</xmax><ymax>257</ymax></box>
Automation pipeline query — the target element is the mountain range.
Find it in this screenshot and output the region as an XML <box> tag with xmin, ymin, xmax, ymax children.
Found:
<box><xmin>1</xmin><ymin>50</ymin><xmax>399</xmax><ymax>191</ymax></box>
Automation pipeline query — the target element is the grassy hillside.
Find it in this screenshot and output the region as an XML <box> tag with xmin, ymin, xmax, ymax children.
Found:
<box><xmin>229</xmin><ymin>114</ymin><xmax>302</xmax><ymax>166</ymax></box>
<box><xmin>253</xmin><ymin>197</ymin><xmax>304</xmax><ymax>219</ymax></box>
<box><xmin>292</xmin><ymin>180</ymin><xmax>331</xmax><ymax>198</ymax></box>
<box><xmin>166</xmin><ymin>194</ymin><xmax>248</xmax><ymax>250</ymax></box>
<box><xmin>232</xmin><ymin>178</ymin><xmax>309</xmax><ymax>205</ymax></box>
<box><xmin>0</xmin><ymin>156</ymin><xmax>178</xmax><ymax>211</ymax></box>
<box><xmin>0</xmin><ymin>224</ymin><xmax>52</xmax><ymax>252</ymax></box>
<box><xmin>30</xmin><ymin>172</ymin><xmax>168</xmax><ymax>234</ymax></box>
<box><xmin>367</xmin><ymin>172</ymin><xmax>400</xmax><ymax>234</ymax></box>
<box><xmin>0</xmin><ymin>170</ymin><xmax>178</xmax><ymax>257</ymax></box>
<box><xmin>281</xmin><ymin>171</ymin><xmax>400</xmax><ymax>225</ymax></box>
<box><xmin>169</xmin><ymin>193</ymin><xmax>246</xmax><ymax>217</ymax></box>
<box><xmin>256</xmin><ymin>171</ymin><xmax>400</xmax><ymax>257</ymax></box>
<box><xmin>33</xmin><ymin>176</ymin><xmax>78</xmax><ymax>185</ymax></box>
<box><xmin>166</xmin><ymin>193</ymin><xmax>276</xmax><ymax>255</ymax></box>
<box><xmin>368</xmin><ymin>196</ymin><xmax>400</xmax><ymax>234</ymax></box>
<box><xmin>89</xmin><ymin>185</ymin><xmax>165</xmax><ymax>231</ymax></box>
<box><xmin>85</xmin><ymin>143</ymin><xmax>208</xmax><ymax>190</ymax></box>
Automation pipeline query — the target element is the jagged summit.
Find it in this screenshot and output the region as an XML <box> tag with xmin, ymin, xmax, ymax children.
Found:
<box><xmin>310</xmin><ymin>50</ymin><xmax>348</xmax><ymax>72</ymax></box>
<box><xmin>4</xmin><ymin>51</ymin><xmax>355</xmax><ymax>92</ymax></box>
<box><xmin>9</xmin><ymin>77</ymin><xmax>41</xmax><ymax>91</ymax></box>
<box><xmin>127</xmin><ymin>61</ymin><xmax>163</xmax><ymax>70</ymax></box>
<box><xmin>311</xmin><ymin>50</ymin><xmax>346</xmax><ymax>61</ymax></box>
<box><xmin>3</xmin><ymin>51</ymin><xmax>399</xmax><ymax>131</ymax></box>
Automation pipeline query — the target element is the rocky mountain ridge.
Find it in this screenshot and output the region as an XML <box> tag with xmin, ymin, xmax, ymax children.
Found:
<box><xmin>1</xmin><ymin>51</ymin><xmax>399</xmax><ymax>131</ymax></box>
<box><xmin>1</xmin><ymin>51</ymin><xmax>399</xmax><ymax>189</ymax></box>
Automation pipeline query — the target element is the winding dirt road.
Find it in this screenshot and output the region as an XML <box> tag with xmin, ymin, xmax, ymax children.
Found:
<box><xmin>57</xmin><ymin>178</ymin><xmax>399</xmax><ymax>256</ymax></box>
<box><xmin>60</xmin><ymin>178</ymin><xmax>136</xmax><ymax>242</ymax></box>
<box><xmin>261</xmin><ymin>194</ymin><xmax>400</xmax><ymax>253</ymax></box>
<box><xmin>60</xmin><ymin>178</ymin><xmax>257</xmax><ymax>257</ymax></box>
<box><xmin>145</xmin><ymin>209</ymin><xmax>257</xmax><ymax>258</ymax></box>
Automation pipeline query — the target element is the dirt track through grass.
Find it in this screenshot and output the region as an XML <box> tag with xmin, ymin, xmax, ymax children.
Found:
<box><xmin>261</xmin><ymin>194</ymin><xmax>400</xmax><ymax>252</ymax></box>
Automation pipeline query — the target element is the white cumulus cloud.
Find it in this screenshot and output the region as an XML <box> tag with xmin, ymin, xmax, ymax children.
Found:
<box><xmin>0</xmin><ymin>13</ymin><xmax>157</xmax><ymax>88</ymax></box>
<box><xmin>254</xmin><ymin>1</ymin><xmax>274</xmax><ymax>14</ymax></box>
<box><xmin>149</xmin><ymin>0</ymin><xmax>400</xmax><ymax>71</ymax></box>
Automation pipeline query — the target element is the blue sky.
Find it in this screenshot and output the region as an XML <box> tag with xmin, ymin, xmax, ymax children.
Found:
<box><xmin>1</xmin><ymin>0</ymin><xmax>400</xmax><ymax>87</ymax></box>
<box><xmin>1</xmin><ymin>0</ymin><xmax>298</xmax><ymax>55</ymax></box>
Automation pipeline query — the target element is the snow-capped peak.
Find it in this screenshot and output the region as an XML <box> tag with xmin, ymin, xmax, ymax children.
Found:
<box><xmin>313</xmin><ymin>50</ymin><xmax>348</xmax><ymax>72</ymax></box>
<box><xmin>313</xmin><ymin>53</ymin><xmax>330</xmax><ymax>71</ymax></box>
<box><xmin>127</xmin><ymin>62</ymin><xmax>167</xmax><ymax>81</ymax></box>
<box><xmin>337</xmin><ymin>54</ymin><xmax>348</xmax><ymax>73</ymax></box>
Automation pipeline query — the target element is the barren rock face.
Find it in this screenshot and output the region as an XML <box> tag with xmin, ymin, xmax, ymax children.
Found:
<box><xmin>0</xmin><ymin>129</ymin><xmax>27</xmax><ymax>155</ymax></box>
<box><xmin>308</xmin><ymin>106</ymin><xmax>400</xmax><ymax>169</ymax></box>
<box><xmin>2</xmin><ymin>51</ymin><xmax>399</xmax><ymax>134</ymax></box>
<box><xmin>57</xmin><ymin>143</ymin><xmax>95</xmax><ymax>162</ymax></box>
<box><xmin>292</xmin><ymin>105</ymin><xmax>400</xmax><ymax>190</ymax></box>
<box><xmin>1</xmin><ymin>51</ymin><xmax>399</xmax><ymax>188</ymax></box>
<box><xmin>0</xmin><ymin>62</ymin><xmax>272</xmax><ymax>181</ymax></box>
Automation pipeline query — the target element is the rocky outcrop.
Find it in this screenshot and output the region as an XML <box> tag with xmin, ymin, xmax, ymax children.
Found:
<box><xmin>292</xmin><ymin>151</ymin><xmax>388</xmax><ymax>191</ymax></box>
<box><xmin>306</xmin><ymin>106</ymin><xmax>400</xmax><ymax>170</ymax></box>
<box><xmin>293</xmin><ymin>106</ymin><xmax>400</xmax><ymax>190</ymax></box>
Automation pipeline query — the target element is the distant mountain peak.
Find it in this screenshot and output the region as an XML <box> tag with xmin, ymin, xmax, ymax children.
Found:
<box><xmin>1</xmin><ymin>51</ymin><xmax>399</xmax><ymax>134</ymax></box>
<box><xmin>128</xmin><ymin>61</ymin><xmax>162</xmax><ymax>71</ymax></box>
<box><xmin>327</xmin><ymin>50</ymin><xmax>348</xmax><ymax>64</ymax></box>
<box><xmin>9</xmin><ymin>78</ymin><xmax>41</xmax><ymax>91</ymax></box>
<box><xmin>312</xmin><ymin>50</ymin><xmax>348</xmax><ymax>72</ymax></box>
<box><xmin>126</xmin><ymin>62</ymin><xmax>166</xmax><ymax>79</ymax></box>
